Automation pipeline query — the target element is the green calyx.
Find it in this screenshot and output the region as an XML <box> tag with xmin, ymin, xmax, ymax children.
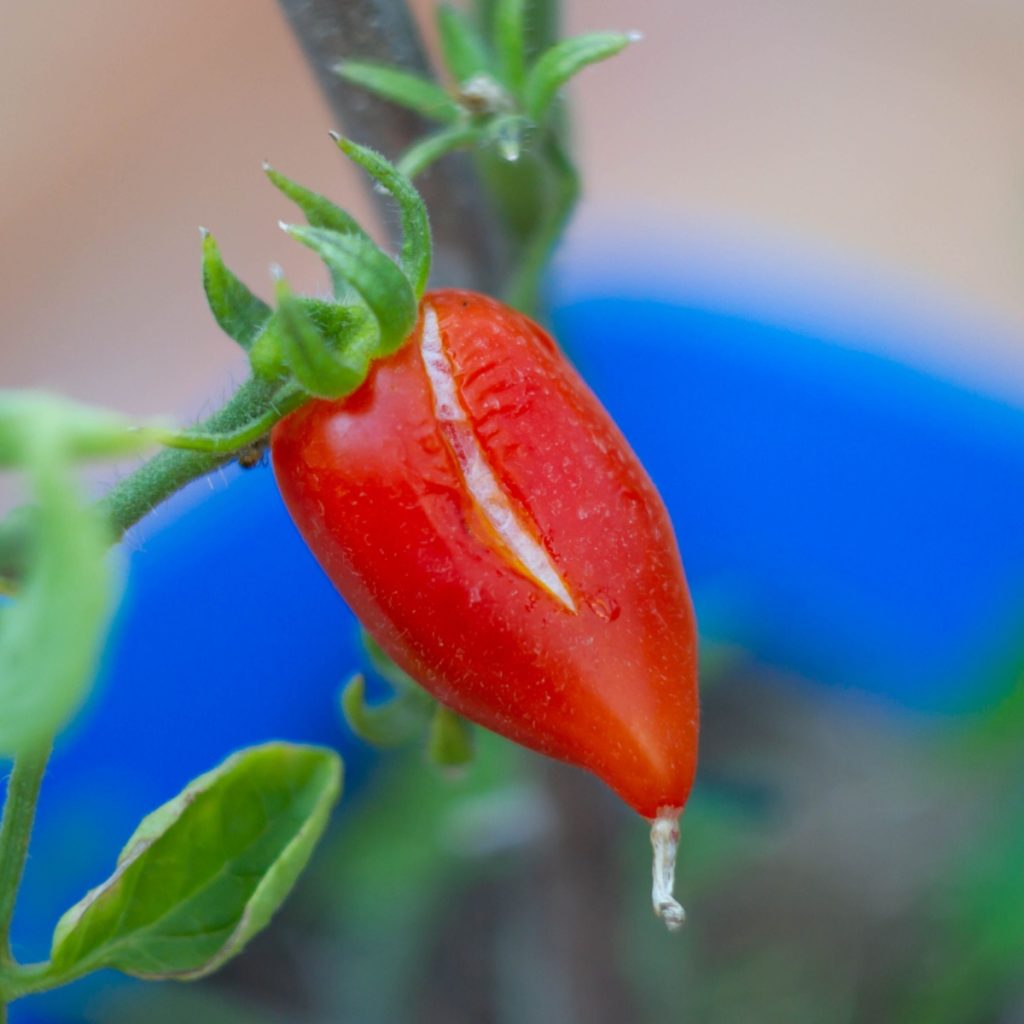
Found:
<box><xmin>199</xmin><ymin>138</ymin><xmax>430</xmax><ymax>411</ymax></box>
<box><xmin>160</xmin><ymin>137</ymin><xmax>432</xmax><ymax>458</ymax></box>
<box><xmin>0</xmin><ymin>139</ymin><xmax>434</xmax><ymax>589</ymax></box>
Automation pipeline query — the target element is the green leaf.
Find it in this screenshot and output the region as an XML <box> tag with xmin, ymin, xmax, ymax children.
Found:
<box><xmin>0</xmin><ymin>422</ymin><xmax>118</xmax><ymax>755</ymax></box>
<box><xmin>397</xmin><ymin>123</ymin><xmax>483</xmax><ymax>180</ymax></box>
<box><xmin>438</xmin><ymin>4</ymin><xmax>493</xmax><ymax>85</ymax></box>
<box><xmin>263</xmin><ymin>166</ymin><xmax>371</xmax><ymax>298</ymax></box>
<box><xmin>341</xmin><ymin>674</ymin><xmax>433</xmax><ymax>749</ymax></box>
<box><xmin>50</xmin><ymin>743</ymin><xmax>342</xmax><ymax>981</ymax></box>
<box><xmin>273</xmin><ymin>281</ymin><xmax>372</xmax><ymax>399</ymax></box>
<box><xmin>200</xmin><ymin>231</ymin><xmax>271</xmax><ymax>351</ymax></box>
<box><xmin>522</xmin><ymin>32</ymin><xmax>633</xmax><ymax>121</ymax></box>
<box><xmin>263</xmin><ymin>165</ymin><xmax>369</xmax><ymax>240</ymax></box>
<box><xmin>427</xmin><ymin>704</ymin><xmax>474</xmax><ymax>767</ymax></box>
<box><xmin>0</xmin><ymin>392</ymin><xmax>164</xmax><ymax>467</ymax></box>
<box><xmin>493</xmin><ymin>0</ymin><xmax>527</xmax><ymax>91</ymax></box>
<box><xmin>335</xmin><ymin>62</ymin><xmax>461</xmax><ymax>124</ymax></box>
<box><xmin>333</xmin><ymin>137</ymin><xmax>432</xmax><ymax>299</ymax></box>
<box><xmin>475</xmin><ymin>0</ymin><xmax>559</xmax><ymax>64</ymax></box>
<box><xmin>283</xmin><ymin>225</ymin><xmax>417</xmax><ymax>354</ymax></box>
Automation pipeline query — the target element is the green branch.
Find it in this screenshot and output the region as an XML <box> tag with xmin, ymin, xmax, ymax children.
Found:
<box><xmin>0</xmin><ymin>745</ymin><xmax>52</xmax><ymax>975</ymax></box>
<box><xmin>0</xmin><ymin>377</ymin><xmax>290</xmax><ymax>588</ymax></box>
<box><xmin>98</xmin><ymin>377</ymin><xmax>289</xmax><ymax>538</ymax></box>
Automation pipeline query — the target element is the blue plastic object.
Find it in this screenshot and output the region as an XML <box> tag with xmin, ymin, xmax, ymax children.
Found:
<box><xmin>8</xmin><ymin>276</ymin><xmax>1024</xmax><ymax>1021</ymax></box>
<box><xmin>554</xmin><ymin>296</ymin><xmax>1024</xmax><ymax>711</ymax></box>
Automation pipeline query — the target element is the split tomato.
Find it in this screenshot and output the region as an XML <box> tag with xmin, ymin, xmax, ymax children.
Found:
<box><xmin>272</xmin><ymin>290</ymin><xmax>698</xmax><ymax>926</ymax></box>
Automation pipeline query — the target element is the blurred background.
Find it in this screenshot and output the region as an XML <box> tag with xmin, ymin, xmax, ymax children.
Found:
<box><xmin>3</xmin><ymin>1</ymin><xmax>1024</xmax><ymax>1022</ymax></box>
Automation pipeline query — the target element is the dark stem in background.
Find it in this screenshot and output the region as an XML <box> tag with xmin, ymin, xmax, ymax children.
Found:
<box><xmin>275</xmin><ymin>0</ymin><xmax>510</xmax><ymax>294</ymax></box>
<box><xmin>277</xmin><ymin>4</ymin><xmax>636</xmax><ymax>1020</ymax></box>
<box><xmin>412</xmin><ymin>763</ymin><xmax>638</xmax><ymax>1024</ymax></box>
<box><xmin>535</xmin><ymin>763</ymin><xmax>639</xmax><ymax>1024</ymax></box>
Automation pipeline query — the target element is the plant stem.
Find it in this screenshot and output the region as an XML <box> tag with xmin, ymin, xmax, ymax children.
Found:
<box><xmin>0</xmin><ymin>376</ymin><xmax>286</xmax><ymax>587</ymax></box>
<box><xmin>473</xmin><ymin>0</ymin><xmax>560</xmax><ymax>62</ymax></box>
<box><xmin>0</xmin><ymin>745</ymin><xmax>52</xmax><ymax>969</ymax></box>
<box><xmin>506</xmin><ymin>135</ymin><xmax>579</xmax><ymax>314</ymax></box>
<box><xmin>0</xmin><ymin>961</ymin><xmax>66</xmax><ymax>1011</ymax></box>
<box><xmin>276</xmin><ymin>0</ymin><xmax>510</xmax><ymax>293</ymax></box>
<box><xmin>96</xmin><ymin>376</ymin><xmax>284</xmax><ymax>540</ymax></box>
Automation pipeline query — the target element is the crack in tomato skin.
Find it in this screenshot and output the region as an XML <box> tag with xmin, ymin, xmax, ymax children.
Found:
<box><xmin>271</xmin><ymin>289</ymin><xmax>699</xmax><ymax>820</ymax></box>
<box><xmin>419</xmin><ymin>304</ymin><xmax>577</xmax><ymax>613</ymax></box>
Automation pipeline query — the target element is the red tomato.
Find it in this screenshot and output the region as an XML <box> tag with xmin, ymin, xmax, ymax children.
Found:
<box><xmin>272</xmin><ymin>290</ymin><xmax>698</xmax><ymax>921</ymax></box>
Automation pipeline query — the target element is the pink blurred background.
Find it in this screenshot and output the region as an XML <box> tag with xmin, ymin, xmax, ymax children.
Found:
<box><xmin>3</xmin><ymin>0</ymin><xmax>1024</xmax><ymax>425</ymax></box>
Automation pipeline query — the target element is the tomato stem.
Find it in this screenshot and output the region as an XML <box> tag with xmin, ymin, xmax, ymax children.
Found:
<box><xmin>650</xmin><ymin>810</ymin><xmax>685</xmax><ymax>931</ymax></box>
<box><xmin>0</xmin><ymin>744</ymin><xmax>52</xmax><ymax>971</ymax></box>
<box><xmin>159</xmin><ymin>384</ymin><xmax>307</xmax><ymax>455</ymax></box>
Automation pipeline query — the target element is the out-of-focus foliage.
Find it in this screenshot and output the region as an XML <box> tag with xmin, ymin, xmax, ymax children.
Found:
<box><xmin>0</xmin><ymin>393</ymin><xmax>163</xmax><ymax>754</ymax></box>
<box><xmin>98</xmin><ymin>643</ymin><xmax>1024</xmax><ymax>1024</ymax></box>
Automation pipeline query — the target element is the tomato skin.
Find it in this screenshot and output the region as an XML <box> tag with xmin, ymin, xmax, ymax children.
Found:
<box><xmin>271</xmin><ymin>290</ymin><xmax>698</xmax><ymax>819</ymax></box>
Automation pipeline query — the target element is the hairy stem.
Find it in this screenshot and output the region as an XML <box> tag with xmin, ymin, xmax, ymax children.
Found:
<box><xmin>96</xmin><ymin>376</ymin><xmax>286</xmax><ymax>538</ymax></box>
<box><xmin>0</xmin><ymin>745</ymin><xmax>52</xmax><ymax>970</ymax></box>
<box><xmin>0</xmin><ymin>961</ymin><xmax>69</xmax><ymax>1011</ymax></box>
<box><xmin>0</xmin><ymin>377</ymin><xmax>290</xmax><ymax>587</ymax></box>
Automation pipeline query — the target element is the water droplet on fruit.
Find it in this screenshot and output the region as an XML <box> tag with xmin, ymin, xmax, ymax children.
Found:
<box><xmin>589</xmin><ymin>593</ymin><xmax>620</xmax><ymax>622</ymax></box>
